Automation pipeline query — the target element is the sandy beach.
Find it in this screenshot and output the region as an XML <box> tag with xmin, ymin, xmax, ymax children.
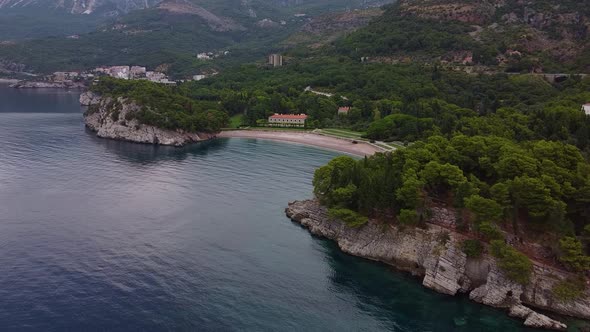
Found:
<box><xmin>219</xmin><ymin>130</ymin><xmax>383</xmax><ymax>156</ymax></box>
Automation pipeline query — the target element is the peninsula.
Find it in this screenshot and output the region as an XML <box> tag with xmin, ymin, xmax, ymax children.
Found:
<box><xmin>286</xmin><ymin>135</ymin><xmax>590</xmax><ymax>330</ymax></box>
<box><xmin>80</xmin><ymin>78</ymin><xmax>227</xmax><ymax>146</ymax></box>
<box><xmin>286</xmin><ymin>200</ymin><xmax>585</xmax><ymax>331</ymax></box>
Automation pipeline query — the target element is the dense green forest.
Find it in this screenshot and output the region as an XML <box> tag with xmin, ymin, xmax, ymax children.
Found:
<box><xmin>312</xmin><ymin>135</ymin><xmax>590</xmax><ymax>286</ymax></box>
<box><xmin>94</xmin><ymin>56</ymin><xmax>590</xmax><ymax>153</ymax></box>
<box><xmin>174</xmin><ymin>59</ymin><xmax>590</xmax><ymax>154</ymax></box>
<box><xmin>90</xmin><ymin>78</ymin><xmax>228</xmax><ymax>132</ymax></box>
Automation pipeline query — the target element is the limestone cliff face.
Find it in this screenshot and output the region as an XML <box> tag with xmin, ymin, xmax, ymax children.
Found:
<box><xmin>286</xmin><ymin>200</ymin><xmax>590</xmax><ymax>330</ymax></box>
<box><xmin>81</xmin><ymin>92</ymin><xmax>216</xmax><ymax>146</ymax></box>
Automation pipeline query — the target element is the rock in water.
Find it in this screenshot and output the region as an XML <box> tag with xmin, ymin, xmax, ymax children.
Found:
<box><xmin>509</xmin><ymin>305</ymin><xmax>567</xmax><ymax>331</ymax></box>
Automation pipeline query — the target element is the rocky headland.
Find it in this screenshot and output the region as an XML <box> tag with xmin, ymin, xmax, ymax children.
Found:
<box><xmin>286</xmin><ymin>199</ymin><xmax>590</xmax><ymax>331</ymax></box>
<box><xmin>11</xmin><ymin>81</ymin><xmax>86</xmax><ymax>89</ymax></box>
<box><xmin>80</xmin><ymin>91</ymin><xmax>216</xmax><ymax>146</ymax></box>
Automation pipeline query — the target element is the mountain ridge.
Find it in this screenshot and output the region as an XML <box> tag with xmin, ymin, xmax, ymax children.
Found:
<box><xmin>0</xmin><ymin>0</ymin><xmax>160</xmax><ymax>15</ymax></box>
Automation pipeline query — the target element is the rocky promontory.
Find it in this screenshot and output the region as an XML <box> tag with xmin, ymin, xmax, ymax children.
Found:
<box><xmin>11</xmin><ymin>80</ymin><xmax>86</xmax><ymax>89</ymax></box>
<box><xmin>81</xmin><ymin>91</ymin><xmax>216</xmax><ymax>146</ymax></box>
<box><xmin>286</xmin><ymin>200</ymin><xmax>590</xmax><ymax>331</ymax></box>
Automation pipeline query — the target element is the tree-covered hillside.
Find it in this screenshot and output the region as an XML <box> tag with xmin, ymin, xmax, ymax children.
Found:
<box><xmin>0</xmin><ymin>0</ymin><xmax>390</xmax><ymax>76</ymax></box>
<box><xmin>333</xmin><ymin>0</ymin><xmax>590</xmax><ymax>73</ymax></box>
<box><xmin>89</xmin><ymin>77</ymin><xmax>228</xmax><ymax>132</ymax></box>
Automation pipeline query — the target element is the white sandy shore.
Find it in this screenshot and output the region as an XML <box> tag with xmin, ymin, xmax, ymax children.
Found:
<box><xmin>0</xmin><ymin>78</ymin><xmax>19</xmax><ymax>84</ymax></box>
<box><xmin>219</xmin><ymin>130</ymin><xmax>382</xmax><ymax>156</ymax></box>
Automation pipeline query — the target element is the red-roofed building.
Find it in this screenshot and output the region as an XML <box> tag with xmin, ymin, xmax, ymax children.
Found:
<box><xmin>338</xmin><ymin>107</ymin><xmax>350</xmax><ymax>115</ymax></box>
<box><xmin>268</xmin><ymin>113</ymin><xmax>308</xmax><ymax>127</ymax></box>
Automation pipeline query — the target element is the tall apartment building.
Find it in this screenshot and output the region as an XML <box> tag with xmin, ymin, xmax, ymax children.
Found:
<box><xmin>268</xmin><ymin>54</ymin><xmax>283</xmax><ymax>67</ymax></box>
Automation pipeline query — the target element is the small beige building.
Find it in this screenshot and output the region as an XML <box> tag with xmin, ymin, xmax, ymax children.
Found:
<box><xmin>268</xmin><ymin>113</ymin><xmax>307</xmax><ymax>127</ymax></box>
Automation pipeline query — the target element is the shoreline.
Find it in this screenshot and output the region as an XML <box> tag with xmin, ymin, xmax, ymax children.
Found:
<box><xmin>219</xmin><ymin>130</ymin><xmax>382</xmax><ymax>156</ymax></box>
<box><xmin>285</xmin><ymin>200</ymin><xmax>589</xmax><ymax>331</ymax></box>
<box><xmin>0</xmin><ymin>78</ymin><xmax>20</xmax><ymax>84</ymax></box>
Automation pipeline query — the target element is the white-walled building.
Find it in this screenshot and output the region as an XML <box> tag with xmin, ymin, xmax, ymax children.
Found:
<box><xmin>582</xmin><ymin>104</ymin><xmax>590</xmax><ymax>116</ymax></box>
<box><xmin>109</xmin><ymin>66</ymin><xmax>130</xmax><ymax>79</ymax></box>
<box><xmin>197</xmin><ymin>53</ymin><xmax>212</xmax><ymax>60</ymax></box>
<box><xmin>268</xmin><ymin>113</ymin><xmax>307</xmax><ymax>127</ymax></box>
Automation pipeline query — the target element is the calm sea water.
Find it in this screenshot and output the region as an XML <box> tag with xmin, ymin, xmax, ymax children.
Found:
<box><xmin>0</xmin><ymin>86</ymin><xmax>535</xmax><ymax>331</ymax></box>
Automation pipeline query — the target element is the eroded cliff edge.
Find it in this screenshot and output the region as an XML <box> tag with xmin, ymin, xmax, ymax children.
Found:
<box><xmin>286</xmin><ymin>199</ymin><xmax>590</xmax><ymax>331</ymax></box>
<box><xmin>80</xmin><ymin>91</ymin><xmax>216</xmax><ymax>146</ymax></box>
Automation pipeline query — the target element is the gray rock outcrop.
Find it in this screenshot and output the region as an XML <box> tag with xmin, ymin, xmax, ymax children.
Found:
<box><xmin>79</xmin><ymin>91</ymin><xmax>102</xmax><ymax>106</ymax></box>
<box><xmin>509</xmin><ymin>305</ymin><xmax>567</xmax><ymax>330</ymax></box>
<box><xmin>11</xmin><ymin>81</ymin><xmax>85</xmax><ymax>89</ymax></box>
<box><xmin>82</xmin><ymin>93</ymin><xmax>216</xmax><ymax>146</ymax></box>
<box><xmin>286</xmin><ymin>199</ymin><xmax>590</xmax><ymax>330</ymax></box>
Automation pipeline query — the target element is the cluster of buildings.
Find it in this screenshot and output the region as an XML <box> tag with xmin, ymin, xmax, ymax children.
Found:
<box><xmin>47</xmin><ymin>65</ymin><xmax>216</xmax><ymax>86</ymax></box>
<box><xmin>93</xmin><ymin>66</ymin><xmax>176</xmax><ymax>85</ymax></box>
<box><xmin>197</xmin><ymin>51</ymin><xmax>230</xmax><ymax>60</ymax></box>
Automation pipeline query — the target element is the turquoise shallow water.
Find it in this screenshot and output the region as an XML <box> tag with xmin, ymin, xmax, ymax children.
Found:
<box><xmin>0</xmin><ymin>86</ymin><xmax>538</xmax><ymax>331</ymax></box>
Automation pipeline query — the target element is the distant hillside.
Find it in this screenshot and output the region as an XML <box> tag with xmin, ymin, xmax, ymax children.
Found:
<box><xmin>283</xmin><ymin>8</ymin><xmax>383</xmax><ymax>49</ymax></box>
<box><xmin>334</xmin><ymin>0</ymin><xmax>590</xmax><ymax>73</ymax></box>
<box><xmin>0</xmin><ymin>0</ymin><xmax>392</xmax><ymax>76</ymax></box>
<box><xmin>0</xmin><ymin>0</ymin><xmax>160</xmax><ymax>15</ymax></box>
<box><xmin>0</xmin><ymin>0</ymin><xmax>389</xmax><ymax>15</ymax></box>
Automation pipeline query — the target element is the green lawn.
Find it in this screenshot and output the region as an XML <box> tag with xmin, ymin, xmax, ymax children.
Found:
<box><xmin>386</xmin><ymin>142</ymin><xmax>405</xmax><ymax>149</ymax></box>
<box><xmin>318</xmin><ymin>128</ymin><xmax>366</xmax><ymax>140</ymax></box>
<box><xmin>228</xmin><ymin>114</ymin><xmax>244</xmax><ymax>128</ymax></box>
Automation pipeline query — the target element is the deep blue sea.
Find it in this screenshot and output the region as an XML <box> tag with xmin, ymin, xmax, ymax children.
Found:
<box><xmin>0</xmin><ymin>86</ymin><xmax>538</xmax><ymax>331</ymax></box>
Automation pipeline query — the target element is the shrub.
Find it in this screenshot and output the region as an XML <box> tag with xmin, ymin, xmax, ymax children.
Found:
<box><xmin>558</xmin><ymin>237</ymin><xmax>590</xmax><ymax>272</ymax></box>
<box><xmin>398</xmin><ymin>209</ymin><xmax>418</xmax><ymax>226</ymax></box>
<box><xmin>552</xmin><ymin>277</ymin><xmax>586</xmax><ymax>302</ymax></box>
<box><xmin>461</xmin><ymin>239</ymin><xmax>484</xmax><ymax>258</ymax></box>
<box><xmin>465</xmin><ymin>195</ymin><xmax>503</xmax><ymax>223</ymax></box>
<box><xmin>490</xmin><ymin>240</ymin><xmax>533</xmax><ymax>285</ymax></box>
<box><xmin>111</xmin><ymin>109</ymin><xmax>120</xmax><ymax>122</ymax></box>
<box><xmin>84</xmin><ymin>105</ymin><xmax>100</xmax><ymax>116</ymax></box>
<box><xmin>437</xmin><ymin>232</ymin><xmax>451</xmax><ymax>245</ymax></box>
<box><xmin>328</xmin><ymin>208</ymin><xmax>368</xmax><ymax>227</ymax></box>
<box><xmin>477</xmin><ymin>221</ymin><xmax>504</xmax><ymax>241</ymax></box>
<box><xmin>331</xmin><ymin>184</ymin><xmax>358</xmax><ymax>208</ymax></box>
